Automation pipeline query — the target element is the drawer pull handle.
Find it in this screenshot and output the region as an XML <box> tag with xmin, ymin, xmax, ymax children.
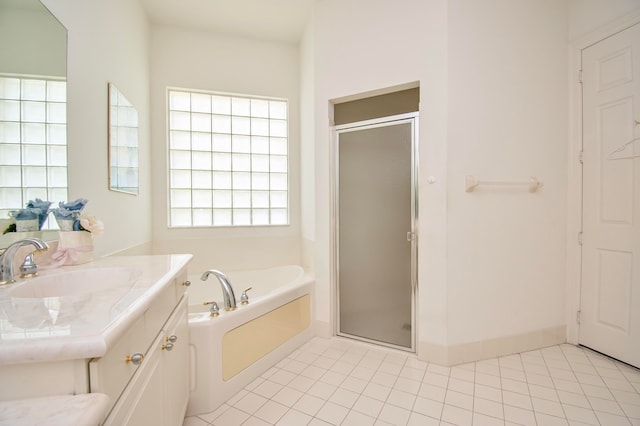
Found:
<box><xmin>162</xmin><ymin>342</ymin><xmax>174</xmax><ymax>351</ymax></box>
<box><xmin>125</xmin><ymin>352</ymin><xmax>144</xmax><ymax>365</ymax></box>
<box><xmin>182</xmin><ymin>280</ymin><xmax>191</xmax><ymax>287</ymax></box>
<box><xmin>166</xmin><ymin>335</ymin><xmax>178</xmax><ymax>343</ymax></box>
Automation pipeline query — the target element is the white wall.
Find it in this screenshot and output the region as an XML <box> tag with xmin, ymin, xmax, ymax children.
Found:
<box><xmin>303</xmin><ymin>0</ymin><xmax>569</xmax><ymax>363</ymax></box>
<box><xmin>446</xmin><ymin>0</ymin><xmax>568</xmax><ymax>353</ymax></box>
<box><xmin>299</xmin><ymin>18</ymin><xmax>316</xmax><ymax>272</ymax></box>
<box><xmin>304</xmin><ymin>0</ymin><xmax>450</xmax><ymax>344</ymax></box>
<box><xmin>42</xmin><ymin>0</ymin><xmax>151</xmax><ymax>257</ymax></box>
<box><xmin>149</xmin><ymin>26</ymin><xmax>302</xmax><ymax>273</ymax></box>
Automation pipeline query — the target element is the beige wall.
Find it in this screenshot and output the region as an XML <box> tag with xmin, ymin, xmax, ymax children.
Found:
<box><xmin>0</xmin><ymin>2</ymin><xmax>66</xmax><ymax>77</ymax></box>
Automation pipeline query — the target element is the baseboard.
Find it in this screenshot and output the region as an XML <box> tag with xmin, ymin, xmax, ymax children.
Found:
<box><xmin>314</xmin><ymin>320</ymin><xmax>332</xmax><ymax>338</ymax></box>
<box><xmin>418</xmin><ymin>325</ymin><xmax>567</xmax><ymax>366</ymax></box>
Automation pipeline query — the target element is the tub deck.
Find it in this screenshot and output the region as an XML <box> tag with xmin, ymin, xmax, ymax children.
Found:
<box><xmin>186</xmin><ymin>265</ymin><xmax>314</xmax><ymax>416</ymax></box>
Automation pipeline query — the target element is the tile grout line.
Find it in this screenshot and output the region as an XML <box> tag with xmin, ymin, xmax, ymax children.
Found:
<box><xmin>184</xmin><ymin>339</ymin><xmax>640</xmax><ymax>426</ymax></box>
<box><xmin>544</xmin><ymin>346</ymin><xmax>574</xmax><ymax>424</ymax></box>
<box><xmin>583</xmin><ymin>346</ymin><xmax>634</xmax><ymax>425</ymax></box>
<box><xmin>562</xmin><ymin>344</ymin><xmax>603</xmax><ymax>425</ymax></box>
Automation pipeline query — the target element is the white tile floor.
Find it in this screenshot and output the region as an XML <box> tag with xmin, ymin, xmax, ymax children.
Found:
<box><xmin>183</xmin><ymin>337</ymin><xmax>640</xmax><ymax>426</ymax></box>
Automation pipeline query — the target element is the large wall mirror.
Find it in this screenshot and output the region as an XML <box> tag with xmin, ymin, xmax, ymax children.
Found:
<box><xmin>0</xmin><ymin>0</ymin><xmax>67</xmax><ymax>247</ymax></box>
<box><xmin>108</xmin><ymin>83</ymin><xmax>139</xmax><ymax>195</ymax></box>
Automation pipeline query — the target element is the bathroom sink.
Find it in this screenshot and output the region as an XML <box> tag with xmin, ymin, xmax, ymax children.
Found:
<box><xmin>9</xmin><ymin>267</ymin><xmax>140</xmax><ymax>299</ymax></box>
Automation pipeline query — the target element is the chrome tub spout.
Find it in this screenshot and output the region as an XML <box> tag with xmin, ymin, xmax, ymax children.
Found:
<box><xmin>201</xmin><ymin>269</ymin><xmax>237</xmax><ymax>310</ymax></box>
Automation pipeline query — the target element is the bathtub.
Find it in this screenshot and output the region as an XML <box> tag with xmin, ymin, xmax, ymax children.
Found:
<box><xmin>186</xmin><ymin>265</ymin><xmax>315</xmax><ymax>416</ymax></box>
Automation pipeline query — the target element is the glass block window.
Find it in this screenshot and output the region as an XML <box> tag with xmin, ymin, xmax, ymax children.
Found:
<box><xmin>0</xmin><ymin>76</ymin><xmax>67</xmax><ymax>225</ymax></box>
<box><xmin>167</xmin><ymin>89</ymin><xmax>288</xmax><ymax>227</ymax></box>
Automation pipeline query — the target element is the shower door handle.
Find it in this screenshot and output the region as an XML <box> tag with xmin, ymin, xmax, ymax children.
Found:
<box><xmin>406</xmin><ymin>232</ymin><xmax>415</xmax><ymax>241</ymax></box>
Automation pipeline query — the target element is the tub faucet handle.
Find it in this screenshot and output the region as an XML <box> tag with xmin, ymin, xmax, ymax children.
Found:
<box><xmin>240</xmin><ymin>287</ymin><xmax>252</xmax><ymax>305</ymax></box>
<box><xmin>204</xmin><ymin>300</ymin><xmax>220</xmax><ymax>317</ymax></box>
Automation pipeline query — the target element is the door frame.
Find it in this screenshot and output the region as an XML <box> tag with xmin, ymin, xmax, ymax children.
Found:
<box><xmin>332</xmin><ymin>112</ymin><xmax>419</xmax><ymax>352</ymax></box>
<box><xmin>566</xmin><ymin>10</ymin><xmax>640</xmax><ymax>345</ymax></box>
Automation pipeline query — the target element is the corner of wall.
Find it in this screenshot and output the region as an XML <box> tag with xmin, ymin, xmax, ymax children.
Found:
<box><xmin>314</xmin><ymin>319</ymin><xmax>332</xmax><ymax>338</ymax></box>
<box><xmin>106</xmin><ymin>240</ymin><xmax>154</xmax><ymax>257</ymax></box>
<box><xmin>301</xmin><ymin>237</ymin><xmax>315</xmax><ymax>275</ymax></box>
<box><xmin>418</xmin><ymin>326</ymin><xmax>567</xmax><ymax>366</ymax></box>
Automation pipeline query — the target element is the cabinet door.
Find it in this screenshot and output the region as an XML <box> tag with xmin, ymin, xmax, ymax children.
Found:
<box><xmin>125</xmin><ymin>346</ymin><xmax>164</xmax><ymax>426</ymax></box>
<box><xmin>163</xmin><ymin>297</ymin><xmax>189</xmax><ymax>426</ymax></box>
<box><xmin>104</xmin><ymin>297</ymin><xmax>189</xmax><ymax>426</ymax></box>
<box><xmin>104</xmin><ymin>333</ymin><xmax>164</xmax><ymax>426</ymax></box>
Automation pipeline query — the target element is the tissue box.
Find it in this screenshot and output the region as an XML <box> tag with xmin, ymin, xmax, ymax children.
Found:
<box><xmin>57</xmin><ymin>231</ymin><xmax>94</xmax><ymax>265</ymax></box>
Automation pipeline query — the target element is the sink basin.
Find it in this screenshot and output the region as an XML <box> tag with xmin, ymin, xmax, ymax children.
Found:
<box><xmin>9</xmin><ymin>267</ymin><xmax>140</xmax><ymax>299</ymax></box>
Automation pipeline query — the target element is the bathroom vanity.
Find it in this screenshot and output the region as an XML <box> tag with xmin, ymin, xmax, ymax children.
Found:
<box><xmin>0</xmin><ymin>254</ymin><xmax>192</xmax><ymax>425</ymax></box>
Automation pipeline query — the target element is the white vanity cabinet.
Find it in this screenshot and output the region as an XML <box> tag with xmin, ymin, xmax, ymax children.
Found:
<box><xmin>163</xmin><ymin>298</ymin><xmax>190</xmax><ymax>425</ymax></box>
<box><xmin>0</xmin><ymin>255</ymin><xmax>193</xmax><ymax>425</ymax></box>
<box><xmin>91</xmin><ymin>269</ymin><xmax>190</xmax><ymax>426</ymax></box>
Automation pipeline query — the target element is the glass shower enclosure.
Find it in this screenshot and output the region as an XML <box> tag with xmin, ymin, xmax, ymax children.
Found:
<box><xmin>335</xmin><ymin>114</ymin><xmax>417</xmax><ymax>350</ymax></box>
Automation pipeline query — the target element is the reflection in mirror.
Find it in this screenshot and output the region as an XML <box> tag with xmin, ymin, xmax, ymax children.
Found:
<box><xmin>0</xmin><ymin>229</ymin><xmax>59</xmax><ymax>249</ymax></box>
<box><xmin>108</xmin><ymin>83</ymin><xmax>139</xmax><ymax>195</ymax></box>
<box><xmin>0</xmin><ymin>0</ymin><xmax>67</xmax><ymax>245</ymax></box>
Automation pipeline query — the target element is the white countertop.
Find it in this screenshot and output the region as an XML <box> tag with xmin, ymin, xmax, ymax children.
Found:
<box><xmin>0</xmin><ymin>254</ymin><xmax>192</xmax><ymax>365</ymax></box>
<box><xmin>0</xmin><ymin>393</ymin><xmax>110</xmax><ymax>426</ymax></box>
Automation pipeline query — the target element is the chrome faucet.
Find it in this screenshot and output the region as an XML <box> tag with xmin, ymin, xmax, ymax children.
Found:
<box><xmin>201</xmin><ymin>269</ymin><xmax>237</xmax><ymax>310</ymax></box>
<box><xmin>0</xmin><ymin>237</ymin><xmax>49</xmax><ymax>285</ymax></box>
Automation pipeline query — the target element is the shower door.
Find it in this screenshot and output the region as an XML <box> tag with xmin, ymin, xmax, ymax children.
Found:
<box><xmin>336</xmin><ymin>115</ymin><xmax>417</xmax><ymax>350</ymax></box>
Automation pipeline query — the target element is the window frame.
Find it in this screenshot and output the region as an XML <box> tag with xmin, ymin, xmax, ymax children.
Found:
<box><xmin>0</xmin><ymin>74</ymin><xmax>68</xmax><ymax>228</ymax></box>
<box><xmin>166</xmin><ymin>87</ymin><xmax>290</xmax><ymax>228</ymax></box>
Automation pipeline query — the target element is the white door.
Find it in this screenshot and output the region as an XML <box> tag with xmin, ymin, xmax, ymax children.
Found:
<box><xmin>580</xmin><ymin>23</ymin><xmax>640</xmax><ymax>368</ymax></box>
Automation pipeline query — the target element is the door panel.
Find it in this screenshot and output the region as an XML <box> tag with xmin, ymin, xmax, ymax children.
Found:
<box><xmin>337</xmin><ymin>119</ymin><xmax>415</xmax><ymax>350</ymax></box>
<box><xmin>581</xmin><ymin>23</ymin><xmax>640</xmax><ymax>367</ymax></box>
<box><xmin>595</xmin><ymin>249</ymin><xmax>633</xmax><ymax>332</ymax></box>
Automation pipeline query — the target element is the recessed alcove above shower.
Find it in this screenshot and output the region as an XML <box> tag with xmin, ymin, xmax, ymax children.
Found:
<box><xmin>332</xmin><ymin>85</ymin><xmax>419</xmax><ymax>125</ymax></box>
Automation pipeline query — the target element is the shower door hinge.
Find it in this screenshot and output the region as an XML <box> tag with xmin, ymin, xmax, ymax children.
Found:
<box><xmin>578</xmin><ymin>232</ymin><xmax>583</xmax><ymax>245</ymax></box>
<box><xmin>576</xmin><ymin>310</ymin><xmax>581</xmax><ymax>325</ymax></box>
<box><xmin>406</xmin><ymin>232</ymin><xmax>415</xmax><ymax>241</ymax></box>
<box><xmin>579</xmin><ymin>151</ymin><xmax>584</xmax><ymax>164</ymax></box>
<box><xmin>578</xmin><ymin>69</ymin><xmax>583</xmax><ymax>84</ymax></box>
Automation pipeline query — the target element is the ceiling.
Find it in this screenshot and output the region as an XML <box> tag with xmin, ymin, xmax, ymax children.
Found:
<box><xmin>138</xmin><ymin>0</ymin><xmax>317</xmax><ymax>44</ymax></box>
